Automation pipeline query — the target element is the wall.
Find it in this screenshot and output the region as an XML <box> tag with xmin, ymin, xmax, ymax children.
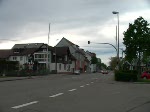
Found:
<box><xmin>90</xmin><ymin>64</ymin><xmax>96</xmax><ymax>73</ymax></box>
<box><xmin>51</xmin><ymin>63</ymin><xmax>73</xmax><ymax>74</ymax></box>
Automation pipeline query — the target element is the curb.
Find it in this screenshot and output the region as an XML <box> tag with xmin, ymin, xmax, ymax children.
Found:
<box><xmin>0</xmin><ymin>77</ymin><xmax>29</xmax><ymax>82</ymax></box>
<box><xmin>0</xmin><ymin>74</ymin><xmax>68</xmax><ymax>82</ymax></box>
<box><xmin>133</xmin><ymin>82</ymin><xmax>150</xmax><ymax>84</ymax></box>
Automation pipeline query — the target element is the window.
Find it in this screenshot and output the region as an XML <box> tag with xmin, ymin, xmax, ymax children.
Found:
<box><xmin>64</xmin><ymin>64</ymin><xmax>66</xmax><ymax>70</ymax></box>
<box><xmin>59</xmin><ymin>64</ymin><xmax>61</xmax><ymax>70</ymax></box>
<box><xmin>20</xmin><ymin>56</ymin><xmax>23</xmax><ymax>61</ymax></box>
<box><xmin>65</xmin><ymin>55</ymin><xmax>67</xmax><ymax>61</ymax></box>
<box><xmin>68</xmin><ymin>65</ymin><xmax>70</xmax><ymax>71</ymax></box>
<box><xmin>13</xmin><ymin>57</ymin><xmax>17</xmax><ymax>60</ymax></box>
<box><xmin>26</xmin><ymin>57</ymin><xmax>28</xmax><ymax>61</ymax></box>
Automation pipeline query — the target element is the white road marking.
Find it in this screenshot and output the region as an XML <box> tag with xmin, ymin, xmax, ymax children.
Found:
<box><xmin>68</xmin><ymin>89</ymin><xmax>77</xmax><ymax>92</ymax></box>
<box><xmin>86</xmin><ymin>84</ymin><xmax>90</xmax><ymax>86</ymax></box>
<box><xmin>49</xmin><ymin>93</ymin><xmax>64</xmax><ymax>98</ymax></box>
<box><xmin>80</xmin><ymin>85</ymin><xmax>85</xmax><ymax>88</ymax></box>
<box><xmin>12</xmin><ymin>101</ymin><xmax>38</xmax><ymax>109</ymax></box>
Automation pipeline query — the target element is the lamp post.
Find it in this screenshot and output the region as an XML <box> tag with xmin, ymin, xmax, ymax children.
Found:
<box><xmin>112</xmin><ymin>11</ymin><xmax>119</xmax><ymax>69</ymax></box>
<box><xmin>55</xmin><ymin>46</ymin><xmax>57</xmax><ymax>74</ymax></box>
<box><xmin>55</xmin><ymin>39</ymin><xmax>59</xmax><ymax>74</ymax></box>
<box><xmin>46</xmin><ymin>23</ymin><xmax>51</xmax><ymax>70</ymax></box>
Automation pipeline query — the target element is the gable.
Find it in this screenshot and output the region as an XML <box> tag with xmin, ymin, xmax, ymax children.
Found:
<box><xmin>56</xmin><ymin>37</ymin><xmax>78</xmax><ymax>47</ymax></box>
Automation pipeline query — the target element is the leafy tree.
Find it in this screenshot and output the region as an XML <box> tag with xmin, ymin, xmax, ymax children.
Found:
<box><xmin>123</xmin><ymin>16</ymin><xmax>150</xmax><ymax>62</ymax></box>
<box><xmin>100</xmin><ymin>63</ymin><xmax>107</xmax><ymax>69</ymax></box>
<box><xmin>91</xmin><ymin>56</ymin><xmax>98</xmax><ymax>64</ymax></box>
<box><xmin>109</xmin><ymin>57</ymin><xmax>117</xmax><ymax>70</ymax></box>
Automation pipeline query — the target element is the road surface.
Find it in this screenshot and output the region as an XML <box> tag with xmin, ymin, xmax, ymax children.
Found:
<box><xmin>0</xmin><ymin>72</ymin><xmax>150</xmax><ymax>112</ymax></box>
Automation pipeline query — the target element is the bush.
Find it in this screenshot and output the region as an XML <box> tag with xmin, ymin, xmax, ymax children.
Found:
<box><xmin>5</xmin><ymin>71</ymin><xmax>19</xmax><ymax>77</ymax></box>
<box><xmin>1</xmin><ymin>69</ymin><xmax>50</xmax><ymax>77</ymax></box>
<box><xmin>115</xmin><ymin>70</ymin><xmax>138</xmax><ymax>82</ymax></box>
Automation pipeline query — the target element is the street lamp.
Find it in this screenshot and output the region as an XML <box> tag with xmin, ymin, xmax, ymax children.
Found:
<box><xmin>54</xmin><ymin>39</ymin><xmax>59</xmax><ymax>74</ymax></box>
<box><xmin>112</xmin><ymin>11</ymin><xmax>119</xmax><ymax>69</ymax></box>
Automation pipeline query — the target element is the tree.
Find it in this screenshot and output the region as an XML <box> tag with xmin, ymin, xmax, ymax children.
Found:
<box><xmin>100</xmin><ymin>63</ymin><xmax>107</xmax><ymax>69</ymax></box>
<box><xmin>123</xmin><ymin>16</ymin><xmax>150</xmax><ymax>62</ymax></box>
<box><xmin>109</xmin><ymin>57</ymin><xmax>118</xmax><ymax>70</ymax></box>
<box><xmin>91</xmin><ymin>56</ymin><xmax>98</xmax><ymax>64</ymax></box>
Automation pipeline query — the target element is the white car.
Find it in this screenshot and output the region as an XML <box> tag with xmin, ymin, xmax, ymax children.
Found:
<box><xmin>74</xmin><ymin>70</ymin><xmax>80</xmax><ymax>75</ymax></box>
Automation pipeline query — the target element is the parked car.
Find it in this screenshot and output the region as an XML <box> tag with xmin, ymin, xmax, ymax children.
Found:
<box><xmin>101</xmin><ymin>70</ymin><xmax>108</xmax><ymax>74</ymax></box>
<box><xmin>141</xmin><ymin>71</ymin><xmax>150</xmax><ymax>79</ymax></box>
<box><xmin>74</xmin><ymin>70</ymin><xmax>80</xmax><ymax>75</ymax></box>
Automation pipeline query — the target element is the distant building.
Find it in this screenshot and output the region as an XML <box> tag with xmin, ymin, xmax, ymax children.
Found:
<box><xmin>0</xmin><ymin>43</ymin><xmax>53</xmax><ymax>71</ymax></box>
<box><xmin>50</xmin><ymin>47</ymin><xmax>75</xmax><ymax>74</ymax></box>
<box><xmin>56</xmin><ymin>37</ymin><xmax>89</xmax><ymax>73</ymax></box>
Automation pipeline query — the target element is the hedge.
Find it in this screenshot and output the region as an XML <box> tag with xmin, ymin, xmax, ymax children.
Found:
<box><xmin>115</xmin><ymin>70</ymin><xmax>138</xmax><ymax>82</ymax></box>
<box><xmin>0</xmin><ymin>69</ymin><xmax>50</xmax><ymax>77</ymax></box>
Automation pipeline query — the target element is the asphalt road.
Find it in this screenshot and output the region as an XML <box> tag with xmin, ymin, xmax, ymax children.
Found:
<box><xmin>0</xmin><ymin>72</ymin><xmax>150</xmax><ymax>112</ymax></box>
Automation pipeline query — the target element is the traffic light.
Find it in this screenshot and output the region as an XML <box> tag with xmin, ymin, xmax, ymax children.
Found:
<box><xmin>88</xmin><ymin>41</ymin><xmax>90</xmax><ymax>44</ymax></box>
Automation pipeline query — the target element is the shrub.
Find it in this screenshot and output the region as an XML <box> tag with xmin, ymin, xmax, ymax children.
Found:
<box><xmin>5</xmin><ymin>71</ymin><xmax>19</xmax><ymax>77</ymax></box>
<box><xmin>115</xmin><ymin>70</ymin><xmax>138</xmax><ymax>82</ymax></box>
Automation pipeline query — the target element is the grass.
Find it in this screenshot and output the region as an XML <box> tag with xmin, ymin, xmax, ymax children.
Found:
<box><xmin>135</xmin><ymin>78</ymin><xmax>150</xmax><ymax>84</ymax></box>
<box><xmin>0</xmin><ymin>76</ymin><xmax>7</xmax><ymax>78</ymax></box>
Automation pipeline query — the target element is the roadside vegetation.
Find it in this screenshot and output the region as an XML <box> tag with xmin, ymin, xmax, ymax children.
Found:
<box><xmin>0</xmin><ymin>60</ymin><xmax>50</xmax><ymax>77</ymax></box>
<box><xmin>114</xmin><ymin>70</ymin><xmax>138</xmax><ymax>82</ymax></box>
<box><xmin>112</xmin><ymin>16</ymin><xmax>150</xmax><ymax>82</ymax></box>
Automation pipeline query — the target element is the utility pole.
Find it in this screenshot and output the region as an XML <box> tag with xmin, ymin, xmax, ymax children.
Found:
<box><xmin>112</xmin><ymin>11</ymin><xmax>120</xmax><ymax>70</ymax></box>
<box><xmin>46</xmin><ymin>23</ymin><xmax>50</xmax><ymax>70</ymax></box>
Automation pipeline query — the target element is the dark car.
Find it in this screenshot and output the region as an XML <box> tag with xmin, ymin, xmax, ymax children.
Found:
<box><xmin>141</xmin><ymin>71</ymin><xmax>150</xmax><ymax>79</ymax></box>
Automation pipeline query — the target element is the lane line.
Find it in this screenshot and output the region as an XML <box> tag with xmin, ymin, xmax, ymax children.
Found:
<box><xmin>49</xmin><ymin>93</ymin><xmax>64</xmax><ymax>98</ymax></box>
<box><xmin>68</xmin><ymin>89</ymin><xmax>77</xmax><ymax>92</ymax></box>
<box><xmin>86</xmin><ymin>84</ymin><xmax>90</xmax><ymax>86</ymax></box>
<box><xmin>12</xmin><ymin>101</ymin><xmax>38</xmax><ymax>109</ymax></box>
<box><xmin>80</xmin><ymin>85</ymin><xmax>85</xmax><ymax>88</ymax></box>
<box><xmin>91</xmin><ymin>82</ymin><xmax>94</xmax><ymax>83</ymax></box>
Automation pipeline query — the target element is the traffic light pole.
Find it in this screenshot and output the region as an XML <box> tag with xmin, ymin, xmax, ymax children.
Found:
<box><xmin>88</xmin><ymin>41</ymin><xmax>119</xmax><ymax>70</ymax></box>
<box><xmin>88</xmin><ymin>41</ymin><xmax>117</xmax><ymax>52</ymax></box>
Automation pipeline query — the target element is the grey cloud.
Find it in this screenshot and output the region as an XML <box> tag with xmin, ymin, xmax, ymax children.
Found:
<box><xmin>0</xmin><ymin>0</ymin><xmax>148</xmax><ymax>40</ymax></box>
<box><xmin>0</xmin><ymin>0</ymin><xmax>149</xmax><ymax>64</ymax></box>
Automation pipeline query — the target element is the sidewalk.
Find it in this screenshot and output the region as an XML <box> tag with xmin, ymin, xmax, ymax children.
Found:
<box><xmin>0</xmin><ymin>73</ymin><xmax>69</xmax><ymax>82</ymax></box>
<box><xmin>0</xmin><ymin>76</ymin><xmax>29</xmax><ymax>82</ymax></box>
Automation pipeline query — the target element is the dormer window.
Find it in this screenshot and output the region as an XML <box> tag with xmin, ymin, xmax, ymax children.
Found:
<box><xmin>14</xmin><ymin>51</ymin><xmax>19</xmax><ymax>53</ymax></box>
<box><xmin>43</xmin><ymin>49</ymin><xmax>47</xmax><ymax>52</ymax></box>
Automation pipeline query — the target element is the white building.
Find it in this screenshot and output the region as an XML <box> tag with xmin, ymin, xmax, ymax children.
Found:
<box><xmin>56</xmin><ymin>37</ymin><xmax>88</xmax><ymax>73</ymax></box>
<box><xmin>9</xmin><ymin>43</ymin><xmax>52</xmax><ymax>71</ymax></box>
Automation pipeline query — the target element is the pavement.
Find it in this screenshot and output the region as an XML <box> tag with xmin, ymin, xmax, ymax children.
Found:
<box><xmin>0</xmin><ymin>73</ymin><xmax>87</xmax><ymax>82</ymax></box>
<box><xmin>1</xmin><ymin>72</ymin><xmax>150</xmax><ymax>112</ymax></box>
<box><xmin>0</xmin><ymin>74</ymin><xmax>67</xmax><ymax>82</ymax></box>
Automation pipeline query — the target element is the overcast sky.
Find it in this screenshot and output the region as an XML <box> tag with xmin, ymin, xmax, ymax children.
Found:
<box><xmin>0</xmin><ymin>0</ymin><xmax>150</xmax><ymax>65</ymax></box>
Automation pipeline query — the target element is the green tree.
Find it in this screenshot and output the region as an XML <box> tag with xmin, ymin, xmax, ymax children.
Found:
<box><xmin>123</xmin><ymin>16</ymin><xmax>150</xmax><ymax>62</ymax></box>
<box><xmin>101</xmin><ymin>63</ymin><xmax>107</xmax><ymax>69</ymax></box>
<box><xmin>109</xmin><ymin>57</ymin><xmax>117</xmax><ymax>70</ymax></box>
<box><xmin>91</xmin><ymin>56</ymin><xmax>98</xmax><ymax>64</ymax></box>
